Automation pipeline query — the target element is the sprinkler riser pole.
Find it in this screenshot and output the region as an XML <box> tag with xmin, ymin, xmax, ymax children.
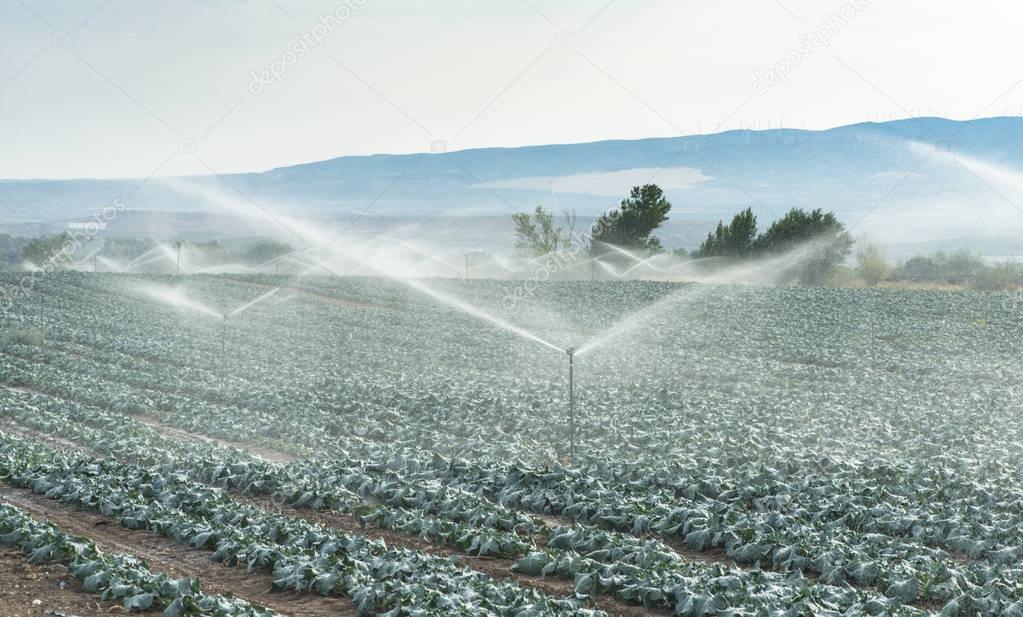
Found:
<box><xmin>567</xmin><ymin>347</ymin><xmax>575</xmax><ymax>463</ymax></box>
<box><xmin>221</xmin><ymin>317</ymin><xmax>227</xmax><ymax>374</ymax></box>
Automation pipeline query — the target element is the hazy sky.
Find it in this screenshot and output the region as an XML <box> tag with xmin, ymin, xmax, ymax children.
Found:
<box><xmin>2</xmin><ymin>0</ymin><xmax>1023</xmax><ymax>179</ymax></box>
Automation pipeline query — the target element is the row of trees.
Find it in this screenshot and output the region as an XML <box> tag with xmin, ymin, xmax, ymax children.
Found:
<box><xmin>857</xmin><ymin>248</ymin><xmax>1023</xmax><ymax>291</ymax></box>
<box><xmin>512</xmin><ymin>184</ymin><xmax>673</xmax><ymax>257</ymax></box>
<box><xmin>693</xmin><ymin>207</ymin><xmax>854</xmax><ymax>284</ymax></box>
<box><xmin>512</xmin><ymin>184</ymin><xmax>856</xmax><ymax>285</ymax></box>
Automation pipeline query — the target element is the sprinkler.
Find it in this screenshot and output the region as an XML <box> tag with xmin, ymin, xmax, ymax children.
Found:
<box><xmin>566</xmin><ymin>346</ymin><xmax>575</xmax><ymax>463</ymax></box>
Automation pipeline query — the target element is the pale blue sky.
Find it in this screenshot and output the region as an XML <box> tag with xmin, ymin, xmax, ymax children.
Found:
<box><xmin>2</xmin><ymin>0</ymin><xmax>1022</xmax><ymax>179</ymax></box>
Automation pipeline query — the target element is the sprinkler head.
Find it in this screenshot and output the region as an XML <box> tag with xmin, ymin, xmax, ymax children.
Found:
<box><xmin>566</xmin><ymin>346</ymin><xmax>575</xmax><ymax>358</ymax></box>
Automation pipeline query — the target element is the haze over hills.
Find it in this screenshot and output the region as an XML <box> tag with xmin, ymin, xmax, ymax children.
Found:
<box><xmin>6</xmin><ymin>116</ymin><xmax>1023</xmax><ymax>257</ymax></box>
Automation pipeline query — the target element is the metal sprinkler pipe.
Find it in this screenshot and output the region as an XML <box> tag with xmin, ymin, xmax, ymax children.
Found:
<box><xmin>221</xmin><ymin>316</ymin><xmax>228</xmax><ymax>374</ymax></box>
<box><xmin>568</xmin><ymin>347</ymin><xmax>576</xmax><ymax>462</ymax></box>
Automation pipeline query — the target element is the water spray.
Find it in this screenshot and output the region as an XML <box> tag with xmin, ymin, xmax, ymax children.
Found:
<box><xmin>139</xmin><ymin>284</ymin><xmax>283</xmax><ymax>375</ymax></box>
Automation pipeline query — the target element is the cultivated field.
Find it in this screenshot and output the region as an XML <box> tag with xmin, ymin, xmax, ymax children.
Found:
<box><xmin>1</xmin><ymin>272</ymin><xmax>1022</xmax><ymax>616</ymax></box>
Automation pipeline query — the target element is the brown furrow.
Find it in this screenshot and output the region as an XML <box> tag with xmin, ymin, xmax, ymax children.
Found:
<box><xmin>0</xmin><ymin>424</ymin><xmax>100</xmax><ymax>459</ymax></box>
<box><xmin>0</xmin><ymin>544</ymin><xmax>117</xmax><ymax>617</ymax></box>
<box><xmin>134</xmin><ymin>415</ymin><xmax>297</xmax><ymax>464</ymax></box>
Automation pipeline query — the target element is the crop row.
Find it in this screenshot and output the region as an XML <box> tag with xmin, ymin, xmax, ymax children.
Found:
<box><xmin>0</xmin><ymin>431</ymin><xmax>601</xmax><ymax>617</ymax></box>
<box><xmin>0</xmin><ymin>502</ymin><xmax>278</xmax><ymax>616</ymax></box>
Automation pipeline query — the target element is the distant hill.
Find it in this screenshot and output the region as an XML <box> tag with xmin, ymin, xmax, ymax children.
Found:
<box><xmin>6</xmin><ymin>116</ymin><xmax>1023</xmax><ymax>256</ymax></box>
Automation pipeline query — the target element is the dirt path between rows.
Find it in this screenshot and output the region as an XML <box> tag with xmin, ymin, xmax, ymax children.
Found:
<box><xmin>135</xmin><ymin>415</ymin><xmax>297</xmax><ymax>464</ymax></box>
<box><xmin>0</xmin><ymin>424</ymin><xmax>102</xmax><ymax>459</ymax></box>
<box><xmin>1</xmin><ymin>384</ymin><xmax>298</xmax><ymax>465</ymax></box>
<box><xmin>0</xmin><ymin>486</ymin><xmax>357</xmax><ymax>617</ymax></box>
<box><xmin>0</xmin><ymin>545</ymin><xmax>120</xmax><ymax>617</ymax></box>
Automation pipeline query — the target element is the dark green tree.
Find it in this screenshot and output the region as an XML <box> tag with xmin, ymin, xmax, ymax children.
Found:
<box><xmin>695</xmin><ymin>208</ymin><xmax>757</xmax><ymax>258</ymax></box>
<box><xmin>754</xmin><ymin>208</ymin><xmax>854</xmax><ymax>285</ymax></box>
<box><xmin>590</xmin><ymin>184</ymin><xmax>671</xmax><ymax>255</ymax></box>
<box><xmin>23</xmin><ymin>233</ymin><xmax>74</xmax><ymax>268</ymax></box>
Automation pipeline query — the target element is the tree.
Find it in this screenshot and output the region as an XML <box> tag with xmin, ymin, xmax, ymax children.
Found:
<box><xmin>974</xmin><ymin>262</ymin><xmax>1018</xmax><ymax>291</ymax></box>
<box><xmin>512</xmin><ymin>205</ymin><xmax>571</xmax><ymax>256</ymax></box>
<box><xmin>894</xmin><ymin>255</ymin><xmax>939</xmax><ymax>282</ymax></box>
<box><xmin>695</xmin><ymin>208</ymin><xmax>757</xmax><ymax>258</ymax></box>
<box><xmin>856</xmin><ymin>244</ymin><xmax>891</xmax><ymax>286</ymax></box>
<box><xmin>944</xmin><ymin>249</ymin><xmax>985</xmax><ymax>285</ymax></box>
<box><xmin>754</xmin><ymin>208</ymin><xmax>854</xmax><ymax>285</ymax></box>
<box><xmin>23</xmin><ymin>233</ymin><xmax>74</xmax><ymax>269</ymax></box>
<box><xmin>590</xmin><ymin>184</ymin><xmax>671</xmax><ymax>256</ymax></box>
<box><xmin>0</xmin><ymin>234</ymin><xmax>31</xmax><ymax>270</ymax></box>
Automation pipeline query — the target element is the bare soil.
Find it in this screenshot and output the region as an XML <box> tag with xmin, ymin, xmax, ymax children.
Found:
<box><xmin>0</xmin><ymin>545</ymin><xmax>119</xmax><ymax>617</ymax></box>
<box><xmin>0</xmin><ymin>424</ymin><xmax>100</xmax><ymax>459</ymax></box>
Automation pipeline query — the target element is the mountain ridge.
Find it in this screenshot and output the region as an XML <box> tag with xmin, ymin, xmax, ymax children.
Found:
<box><xmin>5</xmin><ymin>116</ymin><xmax>1023</xmax><ymax>255</ymax></box>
